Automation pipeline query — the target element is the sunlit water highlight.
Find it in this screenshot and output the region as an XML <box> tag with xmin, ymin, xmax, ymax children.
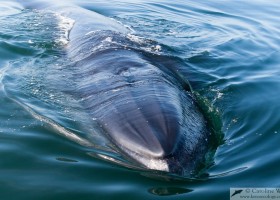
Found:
<box><xmin>0</xmin><ymin>0</ymin><xmax>280</xmax><ymax>199</ymax></box>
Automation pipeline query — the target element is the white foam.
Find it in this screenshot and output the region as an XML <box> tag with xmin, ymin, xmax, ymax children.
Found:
<box><xmin>127</xmin><ymin>33</ymin><xmax>162</xmax><ymax>54</ymax></box>
<box><xmin>127</xmin><ymin>33</ymin><xmax>145</xmax><ymax>44</ymax></box>
<box><xmin>0</xmin><ymin>64</ymin><xmax>9</xmax><ymax>91</ymax></box>
<box><xmin>104</xmin><ymin>36</ymin><xmax>113</xmax><ymax>42</ymax></box>
<box><xmin>54</xmin><ymin>13</ymin><xmax>75</xmax><ymax>45</ymax></box>
<box><xmin>145</xmin><ymin>158</ymin><xmax>169</xmax><ymax>172</ymax></box>
<box><xmin>125</xmin><ymin>149</ymin><xmax>169</xmax><ymax>172</ymax></box>
<box><xmin>110</xmin><ymin>17</ymin><xmax>135</xmax><ymax>33</ymax></box>
<box><xmin>85</xmin><ymin>30</ymin><xmax>97</xmax><ymax>36</ymax></box>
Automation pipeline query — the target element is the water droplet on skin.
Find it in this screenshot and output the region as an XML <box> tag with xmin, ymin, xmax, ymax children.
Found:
<box><xmin>123</xmin><ymin>71</ymin><xmax>130</xmax><ymax>77</ymax></box>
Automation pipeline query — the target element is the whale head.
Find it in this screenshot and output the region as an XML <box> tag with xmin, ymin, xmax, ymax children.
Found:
<box><xmin>70</xmin><ymin>33</ymin><xmax>210</xmax><ymax>176</ymax></box>
<box><xmin>77</xmin><ymin>51</ymin><xmax>210</xmax><ymax>175</ymax></box>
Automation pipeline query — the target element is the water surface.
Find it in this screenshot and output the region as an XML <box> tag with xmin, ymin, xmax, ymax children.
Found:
<box><xmin>0</xmin><ymin>0</ymin><xmax>280</xmax><ymax>199</ymax></box>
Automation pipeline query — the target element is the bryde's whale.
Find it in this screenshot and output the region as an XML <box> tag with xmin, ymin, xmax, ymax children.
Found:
<box><xmin>18</xmin><ymin>0</ymin><xmax>214</xmax><ymax>177</ymax></box>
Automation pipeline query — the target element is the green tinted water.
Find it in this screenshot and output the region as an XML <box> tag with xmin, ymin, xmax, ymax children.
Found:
<box><xmin>1</xmin><ymin>0</ymin><xmax>280</xmax><ymax>199</ymax></box>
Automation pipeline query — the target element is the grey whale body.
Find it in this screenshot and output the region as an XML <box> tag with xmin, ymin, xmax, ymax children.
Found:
<box><xmin>21</xmin><ymin>1</ymin><xmax>212</xmax><ymax>176</ymax></box>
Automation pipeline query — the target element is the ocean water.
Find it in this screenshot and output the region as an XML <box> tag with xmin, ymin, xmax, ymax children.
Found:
<box><xmin>0</xmin><ymin>0</ymin><xmax>280</xmax><ymax>199</ymax></box>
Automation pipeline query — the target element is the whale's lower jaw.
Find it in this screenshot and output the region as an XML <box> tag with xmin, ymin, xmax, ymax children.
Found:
<box><xmin>80</xmin><ymin>66</ymin><xmax>210</xmax><ymax>176</ymax></box>
<box><xmin>119</xmin><ymin>138</ymin><xmax>209</xmax><ymax>176</ymax></box>
<box><xmin>127</xmin><ymin>151</ymin><xmax>170</xmax><ymax>172</ymax></box>
<box><xmin>93</xmin><ymin>87</ymin><xmax>210</xmax><ymax>176</ymax></box>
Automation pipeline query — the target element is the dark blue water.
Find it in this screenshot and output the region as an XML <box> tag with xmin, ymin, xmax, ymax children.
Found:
<box><xmin>1</xmin><ymin>0</ymin><xmax>280</xmax><ymax>199</ymax></box>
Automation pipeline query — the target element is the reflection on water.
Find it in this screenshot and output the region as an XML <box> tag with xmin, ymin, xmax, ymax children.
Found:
<box><xmin>0</xmin><ymin>0</ymin><xmax>280</xmax><ymax>199</ymax></box>
<box><xmin>56</xmin><ymin>157</ymin><xmax>78</xmax><ymax>163</ymax></box>
<box><xmin>149</xmin><ymin>187</ymin><xmax>193</xmax><ymax>196</ymax></box>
